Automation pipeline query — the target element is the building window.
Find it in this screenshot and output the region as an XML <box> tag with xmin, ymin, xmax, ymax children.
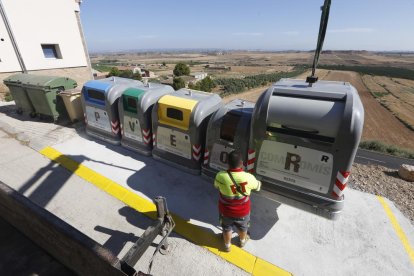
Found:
<box><xmin>41</xmin><ymin>44</ymin><xmax>62</xmax><ymax>59</ymax></box>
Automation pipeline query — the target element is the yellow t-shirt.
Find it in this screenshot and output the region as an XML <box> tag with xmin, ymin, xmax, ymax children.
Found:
<box><xmin>214</xmin><ymin>169</ymin><xmax>261</xmax><ymax>197</ymax></box>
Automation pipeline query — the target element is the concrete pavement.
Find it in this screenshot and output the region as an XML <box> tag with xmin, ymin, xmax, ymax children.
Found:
<box><xmin>0</xmin><ymin>130</ymin><xmax>247</xmax><ymax>276</ymax></box>
<box><xmin>0</xmin><ymin>100</ymin><xmax>413</xmax><ymax>275</ymax></box>
<box><xmin>46</xmin><ymin>134</ymin><xmax>414</xmax><ymax>276</ymax></box>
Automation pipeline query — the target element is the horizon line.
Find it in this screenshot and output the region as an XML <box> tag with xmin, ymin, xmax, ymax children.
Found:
<box><xmin>89</xmin><ymin>48</ymin><xmax>414</xmax><ymax>55</ymax></box>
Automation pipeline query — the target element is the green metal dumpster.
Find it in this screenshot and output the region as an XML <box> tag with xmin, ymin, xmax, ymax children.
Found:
<box><xmin>22</xmin><ymin>75</ymin><xmax>77</xmax><ymax>121</ymax></box>
<box><xmin>3</xmin><ymin>74</ymin><xmax>36</xmax><ymax>117</ymax></box>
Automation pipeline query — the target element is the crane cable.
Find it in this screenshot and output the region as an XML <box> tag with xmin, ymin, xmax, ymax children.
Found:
<box><xmin>307</xmin><ymin>0</ymin><xmax>332</xmax><ymax>85</ymax></box>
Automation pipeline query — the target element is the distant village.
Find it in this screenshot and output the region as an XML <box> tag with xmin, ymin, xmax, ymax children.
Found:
<box><xmin>91</xmin><ymin>61</ymin><xmax>230</xmax><ymax>91</ymax></box>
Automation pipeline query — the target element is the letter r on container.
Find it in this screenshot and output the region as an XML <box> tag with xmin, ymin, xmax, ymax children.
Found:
<box><xmin>285</xmin><ymin>152</ymin><xmax>301</xmax><ymax>172</ymax></box>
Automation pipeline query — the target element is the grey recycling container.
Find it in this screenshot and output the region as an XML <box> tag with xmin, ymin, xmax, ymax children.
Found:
<box><xmin>202</xmin><ymin>99</ymin><xmax>255</xmax><ymax>179</ymax></box>
<box><xmin>118</xmin><ymin>83</ymin><xmax>173</xmax><ymax>155</ymax></box>
<box><xmin>250</xmin><ymin>78</ymin><xmax>364</xmax><ymax>220</ymax></box>
<box><xmin>3</xmin><ymin>74</ymin><xmax>36</xmax><ymax>117</ymax></box>
<box><xmin>151</xmin><ymin>89</ymin><xmax>223</xmax><ymax>175</ymax></box>
<box><xmin>81</xmin><ymin>77</ymin><xmax>143</xmax><ymax>145</ymax></box>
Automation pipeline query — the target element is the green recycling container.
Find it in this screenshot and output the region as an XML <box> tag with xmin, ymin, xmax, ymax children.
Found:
<box><xmin>3</xmin><ymin>74</ymin><xmax>36</xmax><ymax>116</ymax></box>
<box><xmin>22</xmin><ymin>75</ymin><xmax>77</xmax><ymax>121</ymax></box>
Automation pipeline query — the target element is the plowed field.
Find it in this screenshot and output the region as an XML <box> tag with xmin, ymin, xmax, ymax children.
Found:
<box><xmin>322</xmin><ymin>71</ymin><xmax>414</xmax><ymax>149</ymax></box>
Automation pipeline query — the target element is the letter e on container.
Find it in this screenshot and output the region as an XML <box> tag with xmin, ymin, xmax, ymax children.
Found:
<box><xmin>151</xmin><ymin>89</ymin><xmax>222</xmax><ymax>175</ymax></box>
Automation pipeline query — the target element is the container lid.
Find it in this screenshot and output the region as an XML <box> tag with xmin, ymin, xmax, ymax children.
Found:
<box><xmin>158</xmin><ymin>94</ymin><xmax>198</xmax><ymax>111</ymax></box>
<box><xmin>3</xmin><ymin>73</ymin><xmax>25</xmax><ymax>84</ymax></box>
<box><xmin>273</xmin><ymin>78</ymin><xmax>348</xmax><ymax>100</ymax></box>
<box><xmin>13</xmin><ymin>74</ymin><xmax>78</xmax><ymax>89</ymax></box>
<box><xmin>59</xmin><ymin>88</ymin><xmax>81</xmax><ymax>96</ymax></box>
<box><xmin>123</xmin><ymin>87</ymin><xmax>145</xmax><ymax>101</ymax></box>
<box><xmin>157</xmin><ymin>95</ymin><xmax>198</xmax><ymax>130</ymax></box>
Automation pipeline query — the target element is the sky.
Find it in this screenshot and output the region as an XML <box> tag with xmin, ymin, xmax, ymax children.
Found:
<box><xmin>80</xmin><ymin>0</ymin><xmax>414</xmax><ymax>53</ymax></box>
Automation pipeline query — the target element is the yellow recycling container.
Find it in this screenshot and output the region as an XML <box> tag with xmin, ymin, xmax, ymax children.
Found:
<box><xmin>59</xmin><ymin>89</ymin><xmax>84</xmax><ymax>122</ymax></box>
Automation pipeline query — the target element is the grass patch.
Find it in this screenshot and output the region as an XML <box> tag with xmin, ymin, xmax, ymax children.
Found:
<box><xmin>376</xmin><ymin>98</ymin><xmax>414</xmax><ymax>131</ymax></box>
<box><xmin>372</xmin><ymin>92</ymin><xmax>388</xmax><ymax>98</ymax></box>
<box><xmin>359</xmin><ymin>140</ymin><xmax>414</xmax><ymax>159</ymax></box>
<box><xmin>4</xmin><ymin>92</ymin><xmax>13</xmax><ymax>102</ymax></box>
<box><xmin>92</xmin><ymin>63</ymin><xmax>114</xmax><ymax>72</ymax></box>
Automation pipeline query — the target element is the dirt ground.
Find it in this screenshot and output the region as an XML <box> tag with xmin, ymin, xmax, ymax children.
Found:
<box><xmin>361</xmin><ymin>75</ymin><xmax>388</xmax><ymax>93</ymax></box>
<box><xmin>361</xmin><ymin>75</ymin><xmax>414</xmax><ymax>130</ymax></box>
<box><xmin>373</xmin><ymin>76</ymin><xmax>414</xmax><ymax>106</ymax></box>
<box><xmin>321</xmin><ymin>71</ymin><xmax>414</xmax><ymax>149</ymax></box>
<box><xmin>222</xmin><ymin>85</ymin><xmax>269</xmax><ymax>103</ymax></box>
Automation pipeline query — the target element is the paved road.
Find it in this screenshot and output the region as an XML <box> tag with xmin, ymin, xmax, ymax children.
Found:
<box><xmin>355</xmin><ymin>149</ymin><xmax>414</xmax><ymax>169</ymax></box>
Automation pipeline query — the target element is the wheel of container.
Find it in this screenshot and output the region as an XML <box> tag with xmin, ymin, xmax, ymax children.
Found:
<box><xmin>16</xmin><ymin>109</ymin><xmax>23</xmax><ymax>115</ymax></box>
<box><xmin>29</xmin><ymin>112</ymin><xmax>36</xmax><ymax>118</ymax></box>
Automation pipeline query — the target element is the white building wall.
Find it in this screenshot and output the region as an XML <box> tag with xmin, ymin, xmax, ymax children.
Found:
<box><xmin>0</xmin><ymin>16</ymin><xmax>20</xmax><ymax>72</ymax></box>
<box><xmin>192</xmin><ymin>72</ymin><xmax>207</xmax><ymax>81</ymax></box>
<box><xmin>0</xmin><ymin>0</ymin><xmax>87</xmax><ymax>72</ymax></box>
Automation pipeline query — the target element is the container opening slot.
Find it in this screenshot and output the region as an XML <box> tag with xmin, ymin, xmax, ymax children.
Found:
<box><xmin>124</xmin><ymin>97</ymin><xmax>137</xmax><ymax>113</ymax></box>
<box><xmin>266</xmin><ymin>126</ymin><xmax>335</xmax><ymax>143</ymax></box>
<box><xmin>167</xmin><ymin>108</ymin><xmax>183</xmax><ymax>121</ymax></box>
<box><xmin>272</xmin><ymin>91</ymin><xmax>346</xmax><ymax>101</ymax></box>
<box><xmin>220</xmin><ymin>112</ymin><xmax>241</xmax><ymax>142</ymax></box>
<box><xmin>87</xmin><ymin>89</ymin><xmax>105</xmax><ymax>102</ymax></box>
<box><xmin>281</xmin><ymin>125</ymin><xmax>319</xmax><ymax>134</ymax></box>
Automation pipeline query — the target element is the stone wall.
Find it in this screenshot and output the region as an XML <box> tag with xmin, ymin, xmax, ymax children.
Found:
<box><xmin>0</xmin><ymin>66</ymin><xmax>93</xmax><ymax>100</ymax></box>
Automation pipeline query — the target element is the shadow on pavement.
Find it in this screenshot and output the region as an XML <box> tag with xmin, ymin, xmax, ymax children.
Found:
<box><xmin>118</xmin><ymin>206</ymin><xmax>226</xmax><ymax>253</ymax></box>
<box><xmin>0</xmin><ymin>103</ymin><xmax>79</xmax><ymax>127</ymax></box>
<box><xmin>17</xmin><ymin>152</ymin><xmax>131</xmax><ymax>208</ymax></box>
<box><xmin>18</xmin><ymin>156</ymin><xmax>77</xmax><ymax>207</ymax></box>
<box><xmin>123</xmin><ymin>159</ymin><xmax>280</xmax><ymax>241</ymax></box>
<box><xmin>94</xmin><ymin>225</ymin><xmax>140</xmax><ymax>257</ymax></box>
<box><xmin>39</xmin><ymin>129</ymin><xmax>281</xmax><ymax>251</ymax></box>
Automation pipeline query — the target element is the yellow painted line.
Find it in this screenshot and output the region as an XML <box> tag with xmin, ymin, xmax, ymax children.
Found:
<box><xmin>377</xmin><ymin>196</ymin><xmax>414</xmax><ymax>265</ymax></box>
<box><xmin>254</xmin><ymin>258</ymin><xmax>293</xmax><ymax>276</ymax></box>
<box><xmin>40</xmin><ymin>146</ymin><xmax>291</xmax><ymax>275</ymax></box>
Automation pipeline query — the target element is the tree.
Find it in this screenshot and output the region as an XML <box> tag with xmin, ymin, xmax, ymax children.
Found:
<box><xmin>198</xmin><ymin>76</ymin><xmax>215</xmax><ymax>92</ymax></box>
<box><xmin>173</xmin><ymin>63</ymin><xmax>190</xmax><ymax>76</ymax></box>
<box><xmin>119</xmin><ymin>69</ymin><xmax>133</xmax><ymax>78</ymax></box>
<box><xmin>108</xmin><ymin>67</ymin><xmax>120</xmax><ymax>77</ymax></box>
<box><xmin>132</xmin><ymin>72</ymin><xmax>142</xmax><ymax>80</ymax></box>
<box><xmin>188</xmin><ymin>82</ymin><xmax>199</xmax><ymax>90</ymax></box>
<box><xmin>172</xmin><ymin>77</ymin><xmax>185</xmax><ymax>90</ymax></box>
